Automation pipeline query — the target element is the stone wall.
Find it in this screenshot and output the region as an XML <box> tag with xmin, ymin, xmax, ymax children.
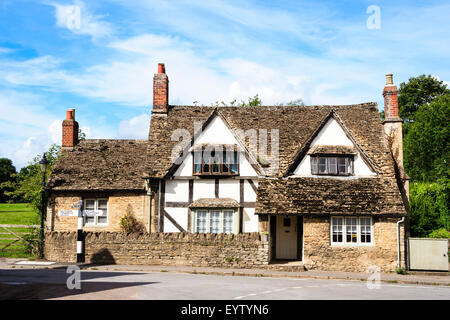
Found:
<box><xmin>303</xmin><ymin>216</ymin><xmax>406</xmax><ymax>272</ymax></box>
<box><xmin>44</xmin><ymin>232</ymin><xmax>269</xmax><ymax>268</ymax></box>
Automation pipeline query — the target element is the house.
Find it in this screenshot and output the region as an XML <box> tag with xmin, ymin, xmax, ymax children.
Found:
<box><xmin>45</xmin><ymin>64</ymin><xmax>409</xmax><ymax>272</ymax></box>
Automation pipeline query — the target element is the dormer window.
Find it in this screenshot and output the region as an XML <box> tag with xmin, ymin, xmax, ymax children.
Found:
<box><xmin>193</xmin><ymin>144</ymin><xmax>239</xmax><ymax>176</ymax></box>
<box><xmin>308</xmin><ymin>145</ymin><xmax>355</xmax><ymax>176</ymax></box>
<box><xmin>311</xmin><ymin>155</ymin><xmax>353</xmax><ymax>176</ymax></box>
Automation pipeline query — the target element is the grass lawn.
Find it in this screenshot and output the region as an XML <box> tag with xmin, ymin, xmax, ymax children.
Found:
<box><xmin>0</xmin><ymin>203</ymin><xmax>39</xmax><ymax>258</ymax></box>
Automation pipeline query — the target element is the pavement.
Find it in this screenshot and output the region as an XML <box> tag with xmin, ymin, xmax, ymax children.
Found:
<box><xmin>1</xmin><ymin>257</ymin><xmax>449</xmax><ymax>287</ymax></box>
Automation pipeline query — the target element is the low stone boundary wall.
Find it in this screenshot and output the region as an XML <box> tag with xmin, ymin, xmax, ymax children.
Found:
<box><xmin>44</xmin><ymin>232</ymin><xmax>270</xmax><ymax>268</ymax></box>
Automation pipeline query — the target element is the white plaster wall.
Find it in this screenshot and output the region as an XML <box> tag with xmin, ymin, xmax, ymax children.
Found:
<box><xmin>293</xmin><ymin>118</ymin><xmax>376</xmax><ymax>177</ymax></box>
<box><xmin>244</xmin><ymin>180</ymin><xmax>257</xmax><ymax>202</ymax></box>
<box><xmin>165</xmin><ymin>180</ymin><xmax>189</xmax><ymax>202</ymax></box>
<box><xmin>193</xmin><ymin>179</ymin><xmax>215</xmax><ymax>200</ymax></box>
<box><xmin>219</xmin><ymin>179</ymin><xmax>240</xmax><ymax>200</ymax></box>
<box><xmin>164</xmin><ymin>207</ymin><xmax>188</xmax><ymax>232</ymax></box>
<box><xmin>242</xmin><ymin>208</ymin><xmax>258</xmax><ymax>232</ymax></box>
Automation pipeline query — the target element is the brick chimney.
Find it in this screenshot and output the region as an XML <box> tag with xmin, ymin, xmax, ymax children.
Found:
<box><xmin>383</xmin><ymin>74</ymin><xmax>400</xmax><ymax>120</ymax></box>
<box><xmin>152</xmin><ymin>63</ymin><xmax>169</xmax><ymax>114</ymax></box>
<box><xmin>62</xmin><ymin>108</ymin><xmax>79</xmax><ymax>149</ymax></box>
<box><xmin>382</xmin><ymin>74</ymin><xmax>404</xmax><ymax>170</ymax></box>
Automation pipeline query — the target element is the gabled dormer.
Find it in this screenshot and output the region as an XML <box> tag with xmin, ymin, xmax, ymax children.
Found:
<box><xmin>287</xmin><ymin>112</ymin><xmax>377</xmax><ymax>178</ymax></box>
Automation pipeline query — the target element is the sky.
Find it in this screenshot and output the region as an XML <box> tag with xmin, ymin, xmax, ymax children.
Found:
<box><xmin>0</xmin><ymin>0</ymin><xmax>449</xmax><ymax>170</ymax></box>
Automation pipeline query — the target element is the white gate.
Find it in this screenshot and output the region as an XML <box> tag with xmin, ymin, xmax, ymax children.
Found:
<box><xmin>409</xmin><ymin>238</ymin><xmax>449</xmax><ymax>271</ymax></box>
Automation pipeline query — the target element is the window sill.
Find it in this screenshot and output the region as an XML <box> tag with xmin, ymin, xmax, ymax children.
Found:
<box><xmin>330</xmin><ymin>243</ymin><xmax>375</xmax><ymax>247</ymax></box>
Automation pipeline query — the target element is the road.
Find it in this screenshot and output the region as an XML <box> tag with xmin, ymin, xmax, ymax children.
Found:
<box><xmin>0</xmin><ymin>268</ymin><xmax>449</xmax><ymax>300</ymax></box>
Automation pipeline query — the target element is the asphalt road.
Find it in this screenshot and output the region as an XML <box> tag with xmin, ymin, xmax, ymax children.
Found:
<box><xmin>0</xmin><ymin>268</ymin><xmax>449</xmax><ymax>300</ymax></box>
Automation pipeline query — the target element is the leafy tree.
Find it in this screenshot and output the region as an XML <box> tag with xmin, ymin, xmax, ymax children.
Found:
<box><xmin>398</xmin><ymin>75</ymin><xmax>449</xmax><ymax>121</ymax></box>
<box><xmin>6</xmin><ymin>144</ymin><xmax>61</xmax><ymax>213</ymax></box>
<box><xmin>403</xmin><ymin>94</ymin><xmax>450</xmax><ymax>182</ymax></box>
<box><xmin>0</xmin><ymin>158</ymin><xmax>17</xmax><ymax>202</ymax></box>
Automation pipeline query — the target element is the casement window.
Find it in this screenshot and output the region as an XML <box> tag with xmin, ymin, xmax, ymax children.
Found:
<box><xmin>311</xmin><ymin>156</ymin><xmax>353</xmax><ymax>176</ymax></box>
<box><xmin>193</xmin><ymin>148</ymin><xmax>239</xmax><ymax>176</ymax></box>
<box><xmin>84</xmin><ymin>199</ymin><xmax>108</xmax><ymax>226</ymax></box>
<box><xmin>330</xmin><ymin>216</ymin><xmax>373</xmax><ymax>245</ymax></box>
<box><xmin>192</xmin><ymin>209</ymin><xmax>238</xmax><ymax>234</ymax></box>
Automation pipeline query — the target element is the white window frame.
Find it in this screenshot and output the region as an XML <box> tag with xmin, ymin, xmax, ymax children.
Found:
<box><xmin>83</xmin><ymin>199</ymin><xmax>108</xmax><ymax>226</ymax></box>
<box><xmin>330</xmin><ymin>216</ymin><xmax>374</xmax><ymax>246</ymax></box>
<box><xmin>191</xmin><ymin>209</ymin><xmax>238</xmax><ymax>234</ymax></box>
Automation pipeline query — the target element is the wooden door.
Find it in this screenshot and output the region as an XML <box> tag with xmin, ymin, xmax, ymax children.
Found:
<box><xmin>276</xmin><ymin>216</ymin><xmax>297</xmax><ymax>259</ymax></box>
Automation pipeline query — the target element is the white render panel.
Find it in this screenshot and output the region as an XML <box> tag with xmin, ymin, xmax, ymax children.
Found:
<box><xmin>195</xmin><ymin>115</ymin><xmax>237</xmax><ymax>145</ymax></box>
<box><xmin>165</xmin><ymin>180</ymin><xmax>189</xmax><ymax>202</ymax></box>
<box><xmin>193</xmin><ymin>179</ymin><xmax>215</xmax><ymax>200</ymax></box>
<box><xmin>174</xmin><ymin>153</ymin><xmax>193</xmax><ymax>176</ymax></box>
<box><xmin>242</xmin><ymin>208</ymin><xmax>258</xmax><ymax>232</ymax></box>
<box><xmin>293</xmin><ymin>118</ymin><xmax>376</xmax><ymax>176</ymax></box>
<box><xmin>218</xmin><ymin>179</ymin><xmax>240</xmax><ymax>200</ymax></box>
<box><xmin>244</xmin><ymin>180</ymin><xmax>257</xmax><ymax>202</ymax></box>
<box><xmin>164</xmin><ymin>208</ymin><xmax>188</xmax><ymax>232</ymax></box>
<box><xmin>313</xmin><ymin>118</ymin><xmax>353</xmax><ymax>146</ymax></box>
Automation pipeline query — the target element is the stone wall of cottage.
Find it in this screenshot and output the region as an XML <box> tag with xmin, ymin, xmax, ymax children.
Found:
<box><xmin>302</xmin><ymin>216</ymin><xmax>406</xmax><ymax>272</ymax></box>
<box><xmin>46</xmin><ymin>193</ymin><xmax>149</xmax><ymax>233</ymax></box>
<box><xmin>44</xmin><ymin>232</ymin><xmax>270</xmax><ymax>268</ymax></box>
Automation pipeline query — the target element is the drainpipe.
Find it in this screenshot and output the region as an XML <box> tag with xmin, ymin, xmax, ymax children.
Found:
<box><xmin>147</xmin><ymin>189</ymin><xmax>153</xmax><ymax>233</ymax></box>
<box><xmin>397</xmin><ymin>217</ymin><xmax>405</xmax><ymax>269</ymax></box>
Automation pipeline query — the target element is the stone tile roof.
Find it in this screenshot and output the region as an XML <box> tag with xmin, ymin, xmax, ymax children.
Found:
<box><xmin>189</xmin><ymin>198</ymin><xmax>240</xmax><ymax>208</ymax></box>
<box><xmin>255</xmin><ymin>177</ymin><xmax>407</xmax><ymax>216</ymax></box>
<box><xmin>146</xmin><ymin>103</ymin><xmax>395</xmax><ymax>178</ymax></box>
<box><xmin>48</xmin><ymin>139</ymin><xmax>148</xmax><ymax>191</ymax></box>
<box><xmin>307</xmin><ymin>145</ymin><xmax>357</xmax><ymax>155</ymax></box>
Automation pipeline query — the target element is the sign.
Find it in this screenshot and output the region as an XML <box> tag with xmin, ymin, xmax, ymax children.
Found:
<box><xmin>58</xmin><ymin>210</ymin><xmax>103</xmax><ymax>217</ymax></box>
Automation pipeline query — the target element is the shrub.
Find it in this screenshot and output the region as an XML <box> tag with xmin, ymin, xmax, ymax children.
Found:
<box><xmin>428</xmin><ymin>228</ymin><xmax>450</xmax><ymax>239</ymax></box>
<box><xmin>119</xmin><ymin>205</ymin><xmax>145</xmax><ymax>233</ymax></box>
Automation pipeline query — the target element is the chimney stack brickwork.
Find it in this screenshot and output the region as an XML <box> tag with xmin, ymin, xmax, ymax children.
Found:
<box><xmin>383</xmin><ymin>74</ymin><xmax>400</xmax><ymax>120</ymax></box>
<box><xmin>153</xmin><ymin>63</ymin><xmax>169</xmax><ymax>114</ymax></box>
<box><xmin>62</xmin><ymin>108</ymin><xmax>79</xmax><ymax>149</ymax></box>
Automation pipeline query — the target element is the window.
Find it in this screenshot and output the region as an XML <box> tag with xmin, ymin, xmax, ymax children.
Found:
<box><xmin>330</xmin><ymin>216</ymin><xmax>373</xmax><ymax>245</ymax></box>
<box><xmin>311</xmin><ymin>156</ymin><xmax>353</xmax><ymax>176</ymax></box>
<box><xmin>193</xmin><ymin>147</ymin><xmax>239</xmax><ymax>176</ymax></box>
<box><xmin>192</xmin><ymin>209</ymin><xmax>236</xmax><ymax>234</ymax></box>
<box><xmin>84</xmin><ymin>199</ymin><xmax>108</xmax><ymax>226</ymax></box>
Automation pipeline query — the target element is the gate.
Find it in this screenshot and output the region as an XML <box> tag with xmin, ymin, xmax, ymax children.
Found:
<box><xmin>0</xmin><ymin>224</ymin><xmax>40</xmax><ymax>255</ymax></box>
<box><xmin>408</xmin><ymin>238</ymin><xmax>449</xmax><ymax>271</ymax></box>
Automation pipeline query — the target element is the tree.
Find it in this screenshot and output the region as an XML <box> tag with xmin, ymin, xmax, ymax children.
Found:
<box><xmin>398</xmin><ymin>75</ymin><xmax>450</xmax><ymax>121</ymax></box>
<box><xmin>403</xmin><ymin>94</ymin><xmax>450</xmax><ymax>182</ymax></box>
<box><xmin>0</xmin><ymin>158</ymin><xmax>17</xmax><ymax>202</ymax></box>
<box><xmin>6</xmin><ymin>144</ymin><xmax>62</xmax><ymax>213</ymax></box>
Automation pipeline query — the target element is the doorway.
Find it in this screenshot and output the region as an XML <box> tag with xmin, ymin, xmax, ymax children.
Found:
<box><xmin>270</xmin><ymin>215</ymin><xmax>303</xmax><ymax>261</ymax></box>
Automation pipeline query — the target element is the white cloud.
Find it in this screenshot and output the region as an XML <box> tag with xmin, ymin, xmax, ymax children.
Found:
<box><xmin>118</xmin><ymin>113</ymin><xmax>149</xmax><ymax>139</ymax></box>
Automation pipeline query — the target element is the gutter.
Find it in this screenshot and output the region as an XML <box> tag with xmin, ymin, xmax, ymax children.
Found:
<box><xmin>397</xmin><ymin>217</ymin><xmax>405</xmax><ymax>269</ymax></box>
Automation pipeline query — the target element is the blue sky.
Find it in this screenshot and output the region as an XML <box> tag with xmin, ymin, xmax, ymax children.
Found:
<box><xmin>0</xmin><ymin>0</ymin><xmax>449</xmax><ymax>169</ymax></box>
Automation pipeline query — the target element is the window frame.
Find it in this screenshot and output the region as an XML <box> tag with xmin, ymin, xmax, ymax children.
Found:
<box><xmin>83</xmin><ymin>198</ymin><xmax>108</xmax><ymax>227</ymax></box>
<box><xmin>311</xmin><ymin>155</ymin><xmax>354</xmax><ymax>176</ymax></box>
<box><xmin>191</xmin><ymin>209</ymin><xmax>238</xmax><ymax>234</ymax></box>
<box><xmin>330</xmin><ymin>216</ymin><xmax>374</xmax><ymax>246</ymax></box>
<box><xmin>192</xmin><ymin>148</ymin><xmax>239</xmax><ymax>176</ymax></box>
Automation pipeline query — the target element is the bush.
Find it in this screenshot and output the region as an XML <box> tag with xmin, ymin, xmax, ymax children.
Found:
<box><xmin>119</xmin><ymin>205</ymin><xmax>145</xmax><ymax>233</ymax></box>
<box><xmin>409</xmin><ymin>181</ymin><xmax>449</xmax><ymax>237</ymax></box>
<box><xmin>428</xmin><ymin>228</ymin><xmax>450</xmax><ymax>239</ymax></box>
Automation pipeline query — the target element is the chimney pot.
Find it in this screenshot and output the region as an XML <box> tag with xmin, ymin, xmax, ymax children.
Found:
<box><xmin>158</xmin><ymin>63</ymin><xmax>165</xmax><ymax>74</ymax></box>
<box><xmin>386</xmin><ymin>74</ymin><xmax>394</xmax><ymax>85</ymax></box>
